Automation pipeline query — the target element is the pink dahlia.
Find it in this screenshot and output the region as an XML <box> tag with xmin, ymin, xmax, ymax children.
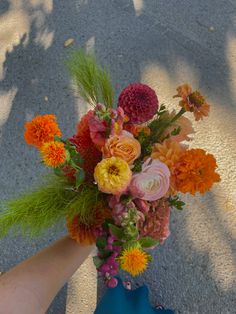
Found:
<box><xmin>118</xmin><ymin>83</ymin><xmax>159</xmax><ymax>124</ymax></box>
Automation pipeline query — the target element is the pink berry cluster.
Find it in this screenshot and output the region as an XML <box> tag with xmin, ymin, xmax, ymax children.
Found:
<box><xmin>97</xmin><ymin>234</ymin><xmax>121</xmax><ymax>288</ymax></box>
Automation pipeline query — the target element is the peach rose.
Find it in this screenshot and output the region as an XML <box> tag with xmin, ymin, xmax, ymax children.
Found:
<box><xmin>102</xmin><ymin>133</ymin><xmax>141</xmax><ymax>165</ymax></box>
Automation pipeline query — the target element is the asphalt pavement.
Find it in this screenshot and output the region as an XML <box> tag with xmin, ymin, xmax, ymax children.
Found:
<box><xmin>0</xmin><ymin>1</ymin><xmax>236</xmax><ymax>313</ymax></box>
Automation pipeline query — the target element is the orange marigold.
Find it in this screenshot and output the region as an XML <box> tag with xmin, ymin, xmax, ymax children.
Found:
<box><xmin>24</xmin><ymin>114</ymin><xmax>61</xmax><ymax>148</ymax></box>
<box><xmin>40</xmin><ymin>141</ymin><xmax>66</xmax><ymax>168</ymax></box>
<box><xmin>67</xmin><ymin>207</ymin><xmax>111</xmax><ymax>245</ymax></box>
<box><xmin>172</xmin><ymin>148</ymin><xmax>220</xmax><ymax>195</ymax></box>
<box><xmin>151</xmin><ymin>140</ymin><xmax>186</xmax><ymax>195</ymax></box>
<box><xmin>174</xmin><ymin>84</ymin><xmax>210</xmax><ymax>121</ymax></box>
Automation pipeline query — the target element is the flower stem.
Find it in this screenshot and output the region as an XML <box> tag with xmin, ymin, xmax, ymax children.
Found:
<box><xmin>156</xmin><ymin>107</ymin><xmax>186</xmax><ymax>139</ymax></box>
<box><xmin>170</xmin><ymin>107</ymin><xmax>186</xmax><ymax>124</ymax></box>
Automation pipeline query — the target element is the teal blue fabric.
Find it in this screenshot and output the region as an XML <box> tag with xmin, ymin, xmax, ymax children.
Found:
<box><xmin>94</xmin><ymin>278</ymin><xmax>174</xmax><ymax>314</ymax></box>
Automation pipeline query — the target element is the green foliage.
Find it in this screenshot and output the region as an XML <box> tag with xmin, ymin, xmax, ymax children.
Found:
<box><xmin>138</xmin><ymin>237</ymin><xmax>159</xmax><ymax>248</ymax></box>
<box><xmin>168</xmin><ymin>195</ymin><xmax>185</xmax><ymax>210</ymax></box>
<box><xmin>75</xmin><ymin>170</ymin><xmax>85</xmax><ymax>188</ymax></box>
<box><xmin>96</xmin><ymin>236</ymin><xmax>107</xmax><ymax>250</ymax></box>
<box><xmin>93</xmin><ymin>256</ymin><xmax>104</xmax><ymax>269</ymax></box>
<box><xmin>140</xmin><ymin>106</ymin><xmax>186</xmax><ymax>157</ymax></box>
<box><xmin>122</xmin><ymin>208</ymin><xmax>139</xmax><ymax>240</ymax></box>
<box><xmin>0</xmin><ymin>175</ymin><xmax>104</xmax><ymax>238</ymax></box>
<box><xmin>171</xmin><ymin>126</ymin><xmax>181</xmax><ymax>136</ymax></box>
<box><xmin>109</xmin><ymin>224</ymin><xmax>124</xmax><ymax>240</ymax></box>
<box><xmin>0</xmin><ymin>176</ymin><xmax>75</xmax><ymax>238</ymax></box>
<box><xmin>123</xmin><ymin>240</ymin><xmax>141</xmax><ymax>250</ymax></box>
<box><xmin>66</xmin><ymin>185</ymin><xmax>104</xmax><ymax>224</ymax></box>
<box><xmin>66</xmin><ymin>50</ymin><xmax>114</xmax><ymax>108</ymax></box>
<box><xmin>133</xmin><ymin>158</ymin><xmax>142</xmax><ymax>173</ymax></box>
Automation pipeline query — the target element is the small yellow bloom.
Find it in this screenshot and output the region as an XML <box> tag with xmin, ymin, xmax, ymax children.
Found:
<box><xmin>119</xmin><ymin>247</ymin><xmax>150</xmax><ymax>276</ymax></box>
<box><xmin>40</xmin><ymin>141</ymin><xmax>66</xmax><ymax>168</ymax></box>
<box><xmin>94</xmin><ymin>157</ymin><xmax>131</xmax><ymax>194</ymax></box>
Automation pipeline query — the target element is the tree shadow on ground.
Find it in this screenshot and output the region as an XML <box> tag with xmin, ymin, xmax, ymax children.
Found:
<box><xmin>0</xmin><ymin>0</ymin><xmax>236</xmax><ymax>313</ymax></box>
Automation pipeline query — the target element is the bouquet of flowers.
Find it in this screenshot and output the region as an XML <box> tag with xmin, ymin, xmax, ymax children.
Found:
<box><xmin>0</xmin><ymin>51</ymin><xmax>220</xmax><ymax>288</ymax></box>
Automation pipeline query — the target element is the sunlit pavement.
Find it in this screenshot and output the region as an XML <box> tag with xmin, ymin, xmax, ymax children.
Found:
<box><xmin>0</xmin><ymin>1</ymin><xmax>236</xmax><ymax>313</ymax></box>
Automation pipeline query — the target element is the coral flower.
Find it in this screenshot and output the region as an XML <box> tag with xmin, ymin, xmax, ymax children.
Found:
<box><xmin>160</xmin><ymin>110</ymin><xmax>195</xmax><ymax>142</ymax></box>
<box><xmin>138</xmin><ymin>199</ymin><xmax>170</xmax><ymax>244</ymax></box>
<box><xmin>67</xmin><ymin>207</ymin><xmax>111</xmax><ymax>245</ymax></box>
<box><xmin>151</xmin><ymin>140</ymin><xmax>185</xmax><ymax>171</ymax></box>
<box><xmin>172</xmin><ymin>148</ymin><xmax>220</xmax><ymax>194</ymax></box>
<box><xmin>174</xmin><ymin>84</ymin><xmax>210</xmax><ymax>121</ymax></box>
<box><xmin>40</xmin><ymin>141</ymin><xmax>66</xmax><ymax>168</ymax></box>
<box><xmin>102</xmin><ymin>133</ymin><xmax>141</xmax><ymax>165</ymax></box>
<box><xmin>151</xmin><ymin>140</ymin><xmax>186</xmax><ymax>195</ymax></box>
<box><xmin>24</xmin><ymin>114</ymin><xmax>61</xmax><ymax>148</ymax></box>
<box><xmin>94</xmin><ymin>157</ymin><xmax>132</xmax><ymax>194</ymax></box>
<box><xmin>119</xmin><ymin>247</ymin><xmax>150</xmax><ymax>276</ymax></box>
<box><xmin>118</xmin><ymin>83</ymin><xmax>159</xmax><ymax>124</ymax></box>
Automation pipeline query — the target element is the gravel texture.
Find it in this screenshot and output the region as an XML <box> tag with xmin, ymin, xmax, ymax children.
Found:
<box><xmin>0</xmin><ymin>1</ymin><xmax>236</xmax><ymax>313</ymax></box>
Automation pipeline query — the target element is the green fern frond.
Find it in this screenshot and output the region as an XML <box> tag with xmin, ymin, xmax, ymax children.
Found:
<box><xmin>0</xmin><ymin>176</ymin><xmax>75</xmax><ymax>238</ymax></box>
<box><xmin>66</xmin><ymin>184</ymin><xmax>105</xmax><ymax>224</ymax></box>
<box><xmin>0</xmin><ymin>175</ymin><xmax>105</xmax><ymax>238</ymax></box>
<box><xmin>66</xmin><ymin>50</ymin><xmax>114</xmax><ymax>108</ymax></box>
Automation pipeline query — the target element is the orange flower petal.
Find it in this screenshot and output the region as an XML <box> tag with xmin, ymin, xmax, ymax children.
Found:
<box><xmin>173</xmin><ymin>148</ymin><xmax>220</xmax><ymax>194</ymax></box>
<box><xmin>24</xmin><ymin>114</ymin><xmax>61</xmax><ymax>148</ymax></box>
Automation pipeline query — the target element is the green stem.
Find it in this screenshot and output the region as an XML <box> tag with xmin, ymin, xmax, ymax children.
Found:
<box><xmin>156</xmin><ymin>107</ymin><xmax>186</xmax><ymax>139</ymax></box>
<box><xmin>170</xmin><ymin>107</ymin><xmax>186</xmax><ymax>124</ymax></box>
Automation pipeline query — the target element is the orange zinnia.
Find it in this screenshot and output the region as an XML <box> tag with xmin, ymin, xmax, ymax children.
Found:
<box><xmin>67</xmin><ymin>206</ymin><xmax>111</xmax><ymax>245</ymax></box>
<box><xmin>174</xmin><ymin>84</ymin><xmax>210</xmax><ymax>121</ymax></box>
<box><xmin>24</xmin><ymin>114</ymin><xmax>61</xmax><ymax>148</ymax></box>
<box><xmin>172</xmin><ymin>148</ymin><xmax>220</xmax><ymax>195</ymax></box>
<box><xmin>40</xmin><ymin>141</ymin><xmax>66</xmax><ymax>168</ymax></box>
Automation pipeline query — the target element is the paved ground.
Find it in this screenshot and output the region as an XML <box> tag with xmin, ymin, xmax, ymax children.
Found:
<box><xmin>0</xmin><ymin>0</ymin><xmax>236</xmax><ymax>313</ymax></box>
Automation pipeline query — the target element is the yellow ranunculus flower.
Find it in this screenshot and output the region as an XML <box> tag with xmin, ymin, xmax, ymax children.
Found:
<box><xmin>94</xmin><ymin>157</ymin><xmax>131</xmax><ymax>194</ymax></box>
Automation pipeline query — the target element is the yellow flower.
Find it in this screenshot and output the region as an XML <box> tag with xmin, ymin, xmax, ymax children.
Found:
<box><xmin>119</xmin><ymin>247</ymin><xmax>150</xmax><ymax>276</ymax></box>
<box><xmin>94</xmin><ymin>157</ymin><xmax>131</xmax><ymax>194</ymax></box>
<box><xmin>40</xmin><ymin>141</ymin><xmax>66</xmax><ymax>168</ymax></box>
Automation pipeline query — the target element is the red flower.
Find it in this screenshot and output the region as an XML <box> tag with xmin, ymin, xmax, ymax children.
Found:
<box><xmin>88</xmin><ymin>113</ymin><xmax>108</xmax><ymax>148</ymax></box>
<box><xmin>67</xmin><ymin>206</ymin><xmax>111</xmax><ymax>245</ymax></box>
<box><xmin>70</xmin><ymin>111</ymin><xmax>102</xmax><ymax>178</ymax></box>
<box><xmin>118</xmin><ymin>83</ymin><xmax>159</xmax><ymax>124</ymax></box>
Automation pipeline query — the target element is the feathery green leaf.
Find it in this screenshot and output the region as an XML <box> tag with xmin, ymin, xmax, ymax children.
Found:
<box><xmin>66</xmin><ymin>50</ymin><xmax>114</xmax><ymax>108</ymax></box>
